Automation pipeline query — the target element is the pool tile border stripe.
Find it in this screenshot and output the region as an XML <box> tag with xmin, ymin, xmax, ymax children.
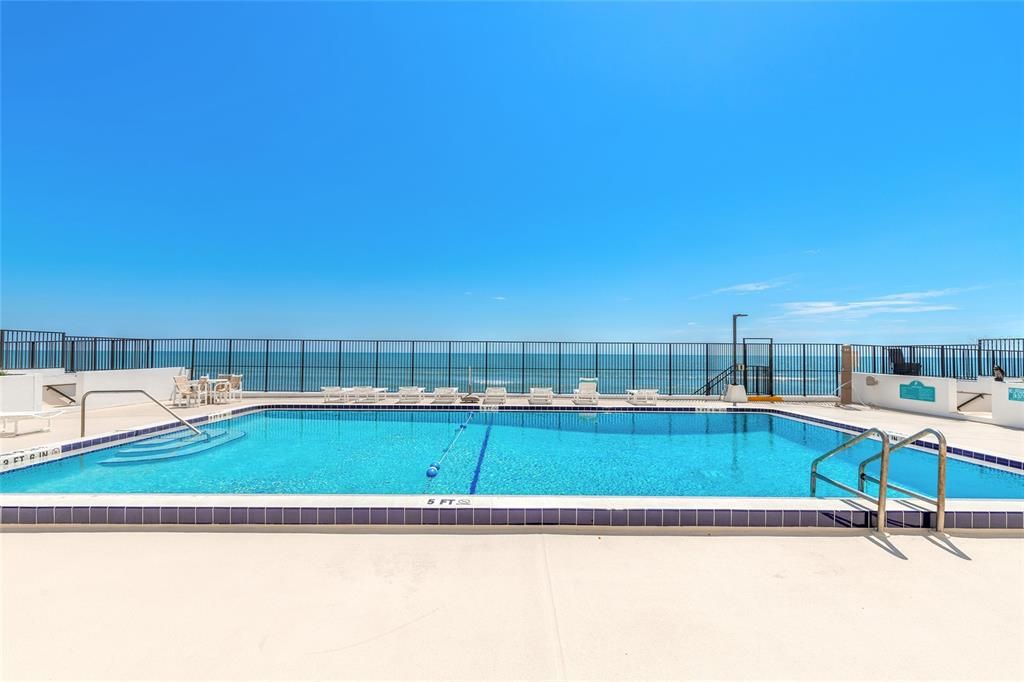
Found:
<box><xmin>2</xmin><ymin>505</ymin><xmax>1021</xmax><ymax>530</ymax></box>
<box><xmin>3</xmin><ymin>402</ymin><xmax>1023</xmax><ymax>475</ymax></box>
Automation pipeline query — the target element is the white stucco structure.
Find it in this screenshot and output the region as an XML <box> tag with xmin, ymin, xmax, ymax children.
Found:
<box><xmin>991</xmin><ymin>380</ymin><xmax>1024</xmax><ymax>429</ymax></box>
<box><xmin>75</xmin><ymin>367</ymin><xmax>187</xmax><ymax>408</ymax></box>
<box><xmin>851</xmin><ymin>372</ymin><xmax>959</xmax><ymax>417</ymax></box>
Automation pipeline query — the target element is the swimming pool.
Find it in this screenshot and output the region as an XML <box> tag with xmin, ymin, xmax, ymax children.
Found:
<box><xmin>2</xmin><ymin>410</ymin><xmax>1021</xmax><ymax>498</ymax></box>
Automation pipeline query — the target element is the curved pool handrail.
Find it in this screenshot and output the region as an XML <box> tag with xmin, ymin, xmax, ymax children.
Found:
<box><xmin>858</xmin><ymin>428</ymin><xmax>947</xmax><ymax>533</ymax></box>
<box><xmin>80</xmin><ymin>389</ymin><xmax>202</xmax><ymax>437</ymax></box>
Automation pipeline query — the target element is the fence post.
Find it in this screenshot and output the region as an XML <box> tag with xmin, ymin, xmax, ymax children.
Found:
<box><xmin>977</xmin><ymin>339</ymin><xmax>983</xmax><ymax>377</ymax></box>
<box><xmin>704</xmin><ymin>344</ymin><xmax>710</xmax><ymax>396</ymax></box>
<box><xmin>631</xmin><ymin>343</ymin><xmax>636</xmax><ymax>390</ymax></box>
<box><xmin>300</xmin><ymin>340</ymin><xmax>306</xmax><ymax>392</ymax></box>
<box><xmin>190</xmin><ymin>339</ymin><xmax>196</xmax><ymax>379</ymax></box>
<box><xmin>374</xmin><ymin>341</ymin><xmax>379</xmax><ymax>388</ymax></box>
<box><xmin>940</xmin><ymin>345</ymin><xmax>946</xmax><ymax>378</ymax></box>
<box><xmin>834</xmin><ymin>344</ymin><xmax>840</xmax><ymax>394</ymax></box>
<box><xmin>557</xmin><ymin>342</ymin><xmax>562</xmax><ymax>394</ymax></box>
<box><xmin>0</xmin><ymin>329</ymin><xmax>5</xmax><ymax>370</ymax></box>
<box><xmin>266</xmin><ymin>340</ymin><xmax>272</xmax><ymax>391</ymax></box>
<box><xmin>520</xmin><ymin>342</ymin><xmax>525</xmax><ymax>393</ymax></box>
<box><xmin>227</xmin><ymin>339</ymin><xmax>233</xmax><ymax>374</ymax></box>
<box><xmin>30</xmin><ymin>341</ymin><xmax>37</xmax><ymax>369</ymax></box>
<box><xmin>668</xmin><ymin>344</ymin><xmax>673</xmax><ymax>395</ymax></box>
<box><xmin>801</xmin><ymin>343</ymin><xmax>807</xmax><ymax>396</ymax></box>
<box><xmin>410</xmin><ymin>341</ymin><xmax>415</xmax><ymax>387</ymax></box>
<box><xmin>447</xmin><ymin>341</ymin><xmax>452</xmax><ymax>388</ymax></box>
<box><xmin>484</xmin><ymin>341</ymin><xmax>489</xmax><ymax>388</ymax></box>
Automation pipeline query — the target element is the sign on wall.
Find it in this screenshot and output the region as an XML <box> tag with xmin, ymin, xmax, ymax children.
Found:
<box><xmin>899</xmin><ymin>380</ymin><xmax>936</xmax><ymax>402</ymax></box>
<box><xmin>1009</xmin><ymin>387</ymin><xmax>1024</xmax><ymax>403</ymax></box>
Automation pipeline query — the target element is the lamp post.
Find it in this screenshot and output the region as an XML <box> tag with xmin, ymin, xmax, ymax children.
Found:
<box><xmin>732</xmin><ymin>313</ymin><xmax>748</xmax><ymax>385</ymax></box>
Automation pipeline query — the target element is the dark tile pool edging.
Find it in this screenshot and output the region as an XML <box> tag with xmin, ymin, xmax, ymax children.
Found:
<box><xmin>2</xmin><ymin>504</ymin><xmax>1022</xmax><ymax>530</ymax></box>
<box><xmin>3</xmin><ymin>402</ymin><xmax>1022</xmax><ymax>531</ymax></box>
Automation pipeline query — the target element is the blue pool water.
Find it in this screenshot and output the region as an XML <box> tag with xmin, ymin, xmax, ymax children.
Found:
<box><xmin>1</xmin><ymin>410</ymin><xmax>1021</xmax><ymax>498</ymax></box>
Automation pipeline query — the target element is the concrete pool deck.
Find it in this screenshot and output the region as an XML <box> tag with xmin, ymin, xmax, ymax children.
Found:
<box><xmin>2</xmin><ymin>529</ymin><xmax>1022</xmax><ymax>681</ymax></box>
<box><xmin>2</xmin><ymin>397</ymin><xmax>1022</xmax><ymax>680</ymax></box>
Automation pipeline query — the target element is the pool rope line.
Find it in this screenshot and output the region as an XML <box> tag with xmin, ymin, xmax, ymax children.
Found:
<box><xmin>468</xmin><ymin>420</ymin><xmax>494</xmax><ymax>495</ymax></box>
<box><xmin>423</xmin><ymin>412</ymin><xmax>477</xmax><ymax>486</ymax></box>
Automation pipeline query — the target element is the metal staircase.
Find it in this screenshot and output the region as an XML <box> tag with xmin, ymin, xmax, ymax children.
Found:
<box><xmin>810</xmin><ymin>427</ymin><xmax>948</xmax><ymax>532</ymax></box>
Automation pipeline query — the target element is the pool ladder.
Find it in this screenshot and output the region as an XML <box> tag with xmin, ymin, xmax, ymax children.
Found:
<box><xmin>809</xmin><ymin>427</ymin><xmax>947</xmax><ymax>533</ymax></box>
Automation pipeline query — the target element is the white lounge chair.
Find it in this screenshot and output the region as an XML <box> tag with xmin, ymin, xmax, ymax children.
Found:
<box><xmin>322</xmin><ymin>386</ymin><xmax>346</xmax><ymax>403</ymax></box>
<box><xmin>397</xmin><ymin>386</ymin><xmax>425</xmax><ymax>404</ymax></box>
<box><xmin>352</xmin><ymin>386</ymin><xmax>388</xmax><ymax>403</ymax></box>
<box><xmin>172</xmin><ymin>375</ymin><xmax>201</xmax><ymax>407</ymax></box>
<box><xmin>528</xmin><ymin>387</ymin><xmax>554</xmax><ymax>405</ymax></box>
<box><xmin>432</xmin><ymin>387</ymin><xmax>461</xmax><ymax>404</ymax></box>
<box><xmin>573</xmin><ymin>378</ymin><xmax>600</xmax><ymax>406</ymax></box>
<box><xmin>0</xmin><ymin>409</ymin><xmax>67</xmax><ymax>436</ymax></box>
<box><xmin>627</xmin><ymin>389</ymin><xmax>659</xmax><ymax>406</ymax></box>
<box><xmin>482</xmin><ymin>386</ymin><xmax>508</xmax><ymax>405</ymax></box>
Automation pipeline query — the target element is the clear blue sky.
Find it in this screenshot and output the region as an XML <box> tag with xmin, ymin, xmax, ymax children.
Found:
<box><xmin>2</xmin><ymin>1</ymin><xmax>1021</xmax><ymax>343</ymax></box>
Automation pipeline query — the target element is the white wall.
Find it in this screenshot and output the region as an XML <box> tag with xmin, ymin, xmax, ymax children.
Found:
<box><xmin>76</xmin><ymin>367</ymin><xmax>187</xmax><ymax>409</ymax></box>
<box><xmin>991</xmin><ymin>381</ymin><xmax>1024</xmax><ymax>429</ymax></box>
<box><xmin>851</xmin><ymin>372</ymin><xmax>959</xmax><ymax>417</ymax></box>
<box><xmin>0</xmin><ymin>373</ymin><xmax>43</xmax><ymax>412</ymax></box>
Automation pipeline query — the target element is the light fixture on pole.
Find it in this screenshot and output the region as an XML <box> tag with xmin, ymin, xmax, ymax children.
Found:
<box><xmin>732</xmin><ymin>313</ymin><xmax>748</xmax><ymax>384</ymax></box>
<box><xmin>724</xmin><ymin>313</ymin><xmax>749</xmax><ymax>404</ymax></box>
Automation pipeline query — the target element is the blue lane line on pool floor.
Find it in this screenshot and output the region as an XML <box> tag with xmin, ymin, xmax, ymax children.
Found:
<box><xmin>468</xmin><ymin>423</ymin><xmax>493</xmax><ymax>495</ymax></box>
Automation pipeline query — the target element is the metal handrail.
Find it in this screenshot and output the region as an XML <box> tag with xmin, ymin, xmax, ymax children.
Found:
<box><xmin>956</xmin><ymin>392</ymin><xmax>989</xmax><ymax>411</ymax></box>
<box><xmin>857</xmin><ymin>428</ymin><xmax>947</xmax><ymax>532</ymax></box>
<box><xmin>80</xmin><ymin>389</ymin><xmax>201</xmax><ymax>437</ymax></box>
<box><xmin>810</xmin><ymin>427</ymin><xmax>891</xmax><ymax>531</ymax></box>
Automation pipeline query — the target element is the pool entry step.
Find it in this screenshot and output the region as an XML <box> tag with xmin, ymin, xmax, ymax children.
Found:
<box><xmin>99</xmin><ymin>428</ymin><xmax>245</xmax><ymax>466</ymax></box>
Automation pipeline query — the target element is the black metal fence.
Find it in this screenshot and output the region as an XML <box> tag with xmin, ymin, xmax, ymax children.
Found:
<box><xmin>852</xmin><ymin>339</ymin><xmax>1024</xmax><ymax>380</ymax></box>
<box><xmin>0</xmin><ymin>329</ymin><xmax>66</xmax><ymax>370</ymax></box>
<box><xmin>2</xmin><ymin>329</ymin><xmax>1021</xmax><ymax>396</ymax></box>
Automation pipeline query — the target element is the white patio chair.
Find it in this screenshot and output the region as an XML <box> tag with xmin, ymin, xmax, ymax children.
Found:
<box><xmin>228</xmin><ymin>374</ymin><xmax>243</xmax><ymax>400</ymax></box>
<box><xmin>397</xmin><ymin>386</ymin><xmax>425</xmax><ymax>404</ymax></box>
<box><xmin>172</xmin><ymin>375</ymin><xmax>201</xmax><ymax>407</ymax></box>
<box><xmin>195</xmin><ymin>376</ymin><xmax>212</xmax><ymax>404</ymax></box>
<box><xmin>482</xmin><ymin>386</ymin><xmax>508</xmax><ymax>405</ymax></box>
<box><xmin>432</xmin><ymin>387</ymin><xmax>461</xmax><ymax>404</ymax></box>
<box><xmin>573</xmin><ymin>378</ymin><xmax>600</xmax><ymax>406</ymax></box>
<box><xmin>211</xmin><ymin>379</ymin><xmax>232</xmax><ymax>404</ymax></box>
<box><xmin>528</xmin><ymin>387</ymin><xmax>554</xmax><ymax>405</ymax></box>
<box><xmin>217</xmin><ymin>374</ymin><xmax>243</xmax><ymax>401</ymax></box>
